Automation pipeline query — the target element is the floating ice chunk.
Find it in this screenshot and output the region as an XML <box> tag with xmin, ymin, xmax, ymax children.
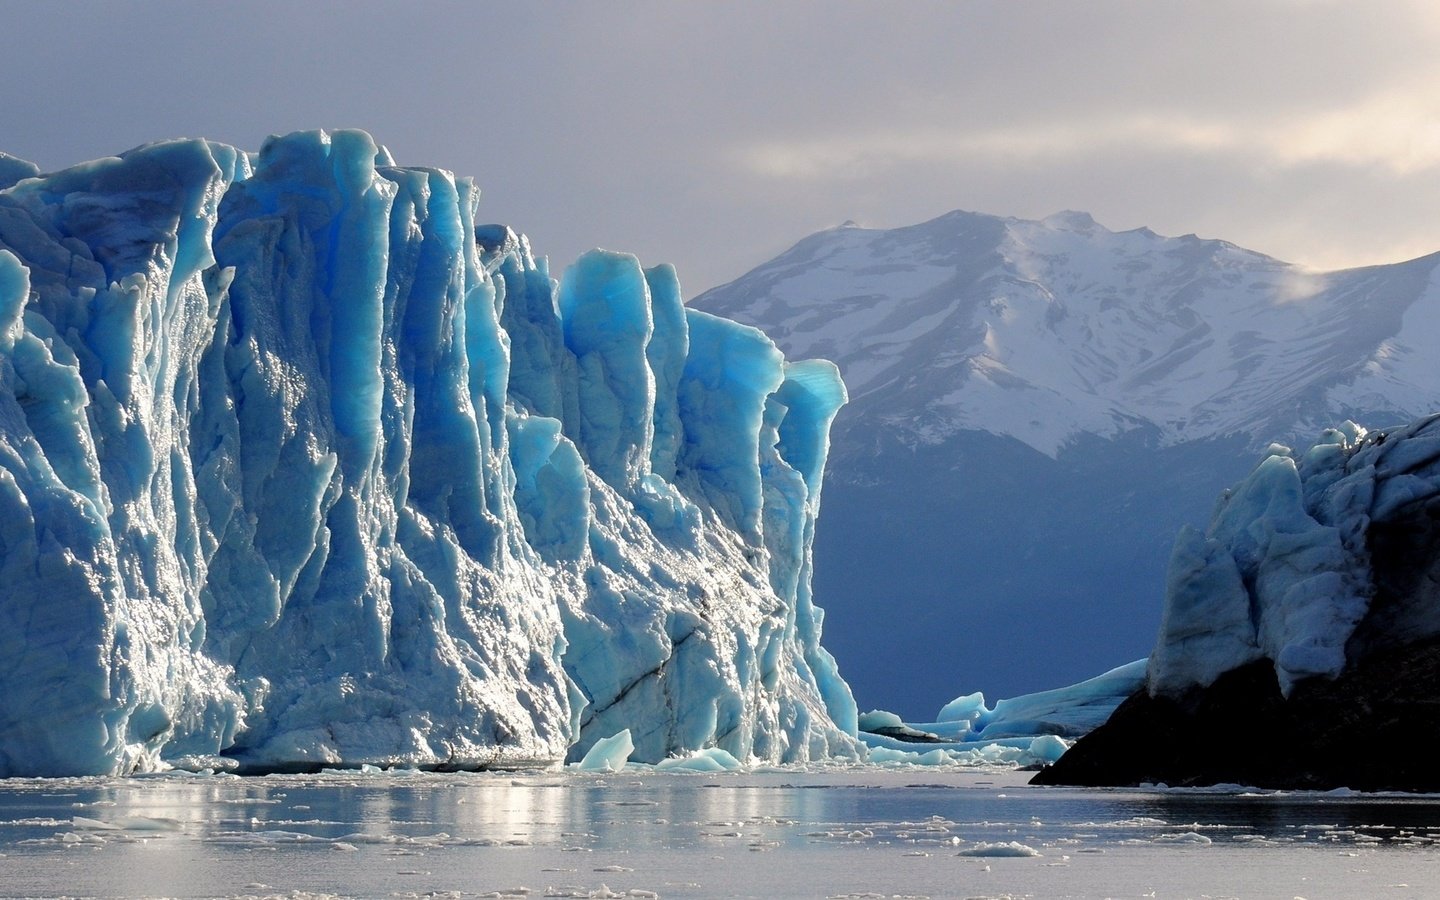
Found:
<box><xmin>957</xmin><ymin>841</ymin><xmax>1042</xmax><ymax>857</ymax></box>
<box><xmin>71</xmin><ymin>815</ymin><xmax>182</xmax><ymax>831</ymax></box>
<box><xmin>654</xmin><ymin>747</ymin><xmax>745</xmax><ymax>772</ymax></box>
<box><xmin>1026</xmin><ymin>735</ymin><xmax>1070</xmax><ymax>765</ymax></box>
<box><xmin>1153</xmin><ymin>832</ymin><xmax>1213</xmax><ymax>845</ymax></box>
<box><xmin>856</xmin><ymin>710</ymin><xmax>906</xmax><ymax>731</ymax></box>
<box><xmin>574</xmin><ymin>730</ymin><xmax>635</xmax><ymax>772</ymax></box>
<box><xmin>70</xmin><ymin>817</ymin><xmax>119</xmax><ymax>831</ymax></box>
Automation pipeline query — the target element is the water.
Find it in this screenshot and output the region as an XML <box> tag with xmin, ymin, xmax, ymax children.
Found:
<box><xmin>2</xmin><ymin>768</ymin><xmax>1438</xmax><ymax>898</ymax></box>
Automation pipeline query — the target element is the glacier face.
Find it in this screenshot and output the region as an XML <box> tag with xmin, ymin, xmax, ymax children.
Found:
<box><xmin>0</xmin><ymin>130</ymin><xmax>859</xmax><ymax>776</ymax></box>
<box><xmin>1149</xmin><ymin>415</ymin><xmax>1440</xmax><ymax>697</ymax></box>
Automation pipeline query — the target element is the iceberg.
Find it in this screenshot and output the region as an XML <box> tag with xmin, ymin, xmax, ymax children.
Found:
<box><xmin>0</xmin><ymin>130</ymin><xmax>860</xmax><ymax>776</ymax></box>
<box><xmin>1038</xmin><ymin>415</ymin><xmax>1440</xmax><ymax>790</ymax></box>
<box><xmin>1148</xmin><ymin>421</ymin><xmax>1407</xmax><ymax>697</ymax></box>
<box><xmin>653</xmin><ymin>746</ymin><xmax>745</xmax><ymax>772</ymax></box>
<box><xmin>854</xmin><ymin>660</ymin><xmax>1144</xmax><ymax>768</ymax></box>
<box><xmin>573</xmin><ymin>729</ymin><xmax>635</xmax><ymax>773</ymax></box>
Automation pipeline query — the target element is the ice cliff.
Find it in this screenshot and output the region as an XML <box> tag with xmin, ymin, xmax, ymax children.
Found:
<box><xmin>1147</xmin><ymin>417</ymin><xmax>1440</xmax><ymax>697</ymax></box>
<box><xmin>1038</xmin><ymin>414</ymin><xmax>1440</xmax><ymax>789</ymax></box>
<box><xmin>0</xmin><ymin>130</ymin><xmax>859</xmax><ymax>776</ymax></box>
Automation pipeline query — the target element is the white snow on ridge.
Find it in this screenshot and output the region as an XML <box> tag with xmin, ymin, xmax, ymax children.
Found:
<box><xmin>697</xmin><ymin>209</ymin><xmax>1440</xmax><ymax>456</ymax></box>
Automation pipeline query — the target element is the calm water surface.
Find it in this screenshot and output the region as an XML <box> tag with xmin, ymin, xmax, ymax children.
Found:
<box><xmin>1</xmin><ymin>767</ymin><xmax>1438</xmax><ymax>898</ymax></box>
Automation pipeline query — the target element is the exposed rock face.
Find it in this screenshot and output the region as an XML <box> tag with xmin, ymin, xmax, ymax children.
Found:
<box><xmin>1033</xmin><ymin>637</ymin><xmax>1440</xmax><ymax>791</ymax></box>
<box><xmin>1038</xmin><ymin>415</ymin><xmax>1440</xmax><ymax>791</ymax></box>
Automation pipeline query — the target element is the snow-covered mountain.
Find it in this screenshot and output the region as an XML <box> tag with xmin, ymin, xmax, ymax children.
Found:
<box><xmin>0</xmin><ymin>131</ymin><xmax>859</xmax><ymax>776</ymax></box>
<box><xmin>702</xmin><ymin>210</ymin><xmax>1440</xmax><ymax>456</ymax></box>
<box><xmin>694</xmin><ymin>210</ymin><xmax>1440</xmax><ymax>716</ymax></box>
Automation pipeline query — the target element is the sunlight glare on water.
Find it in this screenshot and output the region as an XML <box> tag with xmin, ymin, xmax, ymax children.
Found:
<box><xmin>2</xmin><ymin>768</ymin><xmax>1440</xmax><ymax>898</ymax></box>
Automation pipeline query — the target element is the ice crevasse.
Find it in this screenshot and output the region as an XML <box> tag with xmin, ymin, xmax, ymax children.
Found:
<box><xmin>0</xmin><ymin>130</ymin><xmax>860</xmax><ymax>776</ymax></box>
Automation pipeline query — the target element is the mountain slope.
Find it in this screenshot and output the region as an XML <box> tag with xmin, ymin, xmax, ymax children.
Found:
<box><xmin>694</xmin><ymin>210</ymin><xmax>1440</xmax><ymax>716</ymax></box>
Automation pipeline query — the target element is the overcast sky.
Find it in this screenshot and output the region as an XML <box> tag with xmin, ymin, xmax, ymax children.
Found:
<box><xmin>4</xmin><ymin>0</ymin><xmax>1439</xmax><ymax>294</ymax></box>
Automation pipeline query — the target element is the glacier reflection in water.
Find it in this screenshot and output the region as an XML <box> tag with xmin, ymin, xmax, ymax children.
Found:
<box><xmin>3</xmin><ymin>769</ymin><xmax>1440</xmax><ymax>898</ymax></box>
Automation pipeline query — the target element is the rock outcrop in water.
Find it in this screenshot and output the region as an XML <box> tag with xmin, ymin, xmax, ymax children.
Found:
<box><xmin>1033</xmin><ymin>640</ymin><xmax>1440</xmax><ymax>791</ymax></box>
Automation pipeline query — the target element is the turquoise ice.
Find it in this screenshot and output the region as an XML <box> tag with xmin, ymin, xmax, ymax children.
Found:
<box><xmin>0</xmin><ymin>130</ymin><xmax>859</xmax><ymax>776</ymax></box>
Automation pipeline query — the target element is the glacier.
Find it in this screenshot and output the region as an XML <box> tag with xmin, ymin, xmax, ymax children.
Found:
<box><xmin>1037</xmin><ymin>413</ymin><xmax>1440</xmax><ymax>790</ymax></box>
<box><xmin>1148</xmin><ymin>415</ymin><xmax>1440</xmax><ymax>697</ymax></box>
<box><xmin>0</xmin><ymin>129</ymin><xmax>860</xmax><ymax>776</ymax></box>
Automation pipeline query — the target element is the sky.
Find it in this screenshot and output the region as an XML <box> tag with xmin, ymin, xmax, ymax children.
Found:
<box><xmin>5</xmin><ymin>0</ymin><xmax>1440</xmax><ymax>296</ymax></box>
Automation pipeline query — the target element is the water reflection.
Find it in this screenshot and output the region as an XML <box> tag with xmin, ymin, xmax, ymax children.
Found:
<box><xmin>1139</xmin><ymin>790</ymin><xmax>1440</xmax><ymax>843</ymax></box>
<box><xmin>3</xmin><ymin>771</ymin><xmax>1440</xmax><ymax>898</ymax></box>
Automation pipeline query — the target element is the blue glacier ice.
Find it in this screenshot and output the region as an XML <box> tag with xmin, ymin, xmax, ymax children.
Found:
<box><xmin>573</xmin><ymin>728</ymin><xmax>635</xmax><ymax>772</ymax></box>
<box><xmin>855</xmin><ymin>659</ymin><xmax>1146</xmax><ymax>767</ymax></box>
<box><xmin>1147</xmin><ymin>417</ymin><xmax>1440</xmax><ymax>697</ymax></box>
<box><xmin>0</xmin><ymin>130</ymin><xmax>860</xmax><ymax>776</ymax></box>
<box><xmin>930</xmin><ymin>659</ymin><xmax>1147</xmax><ymax>740</ymax></box>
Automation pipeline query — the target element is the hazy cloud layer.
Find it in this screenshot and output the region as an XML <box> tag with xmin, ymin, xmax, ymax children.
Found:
<box><xmin>3</xmin><ymin>0</ymin><xmax>1438</xmax><ymax>291</ymax></box>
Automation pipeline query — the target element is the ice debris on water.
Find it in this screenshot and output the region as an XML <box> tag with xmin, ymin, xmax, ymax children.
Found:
<box><xmin>956</xmin><ymin>840</ymin><xmax>1042</xmax><ymax>857</ymax></box>
<box><xmin>574</xmin><ymin>731</ymin><xmax>634</xmax><ymax>772</ymax></box>
<box><xmin>0</xmin><ymin>130</ymin><xmax>860</xmax><ymax>776</ymax></box>
<box><xmin>1153</xmin><ymin>832</ymin><xmax>1213</xmax><ymax>845</ymax></box>
<box><xmin>654</xmin><ymin>747</ymin><xmax>744</xmax><ymax>772</ymax></box>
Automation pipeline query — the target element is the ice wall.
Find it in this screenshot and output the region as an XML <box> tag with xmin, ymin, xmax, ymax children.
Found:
<box><xmin>1148</xmin><ymin>415</ymin><xmax>1440</xmax><ymax>697</ymax></box>
<box><xmin>0</xmin><ymin>130</ymin><xmax>859</xmax><ymax>776</ymax></box>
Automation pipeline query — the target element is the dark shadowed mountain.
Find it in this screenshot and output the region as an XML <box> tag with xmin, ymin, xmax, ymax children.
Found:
<box><xmin>694</xmin><ymin>209</ymin><xmax>1440</xmax><ymax>717</ymax></box>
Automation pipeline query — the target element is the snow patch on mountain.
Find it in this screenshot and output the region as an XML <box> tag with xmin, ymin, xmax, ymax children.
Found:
<box><xmin>695</xmin><ymin>208</ymin><xmax>1440</xmax><ymax>714</ymax></box>
<box><xmin>698</xmin><ymin>209</ymin><xmax>1440</xmax><ymax>457</ymax></box>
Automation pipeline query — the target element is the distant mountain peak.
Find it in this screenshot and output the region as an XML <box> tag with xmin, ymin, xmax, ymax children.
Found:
<box><xmin>1040</xmin><ymin>210</ymin><xmax>1099</xmax><ymax>232</ymax></box>
<box><xmin>696</xmin><ymin>210</ymin><xmax>1440</xmax><ymax>457</ymax></box>
<box><xmin>692</xmin><ymin>210</ymin><xmax>1440</xmax><ymax>714</ymax></box>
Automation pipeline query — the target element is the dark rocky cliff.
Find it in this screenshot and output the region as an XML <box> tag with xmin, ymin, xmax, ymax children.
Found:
<box><xmin>1037</xmin><ymin>416</ymin><xmax>1440</xmax><ymax>791</ymax></box>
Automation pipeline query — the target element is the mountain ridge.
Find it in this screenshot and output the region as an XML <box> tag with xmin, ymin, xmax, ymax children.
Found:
<box><xmin>698</xmin><ymin>208</ymin><xmax>1440</xmax><ymax>459</ymax></box>
<box><xmin>693</xmin><ymin>209</ymin><xmax>1440</xmax><ymax>715</ymax></box>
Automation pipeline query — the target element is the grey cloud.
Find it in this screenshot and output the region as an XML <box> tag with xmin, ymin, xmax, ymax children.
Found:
<box><xmin>2</xmin><ymin>1</ymin><xmax>1439</xmax><ymax>291</ymax></box>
